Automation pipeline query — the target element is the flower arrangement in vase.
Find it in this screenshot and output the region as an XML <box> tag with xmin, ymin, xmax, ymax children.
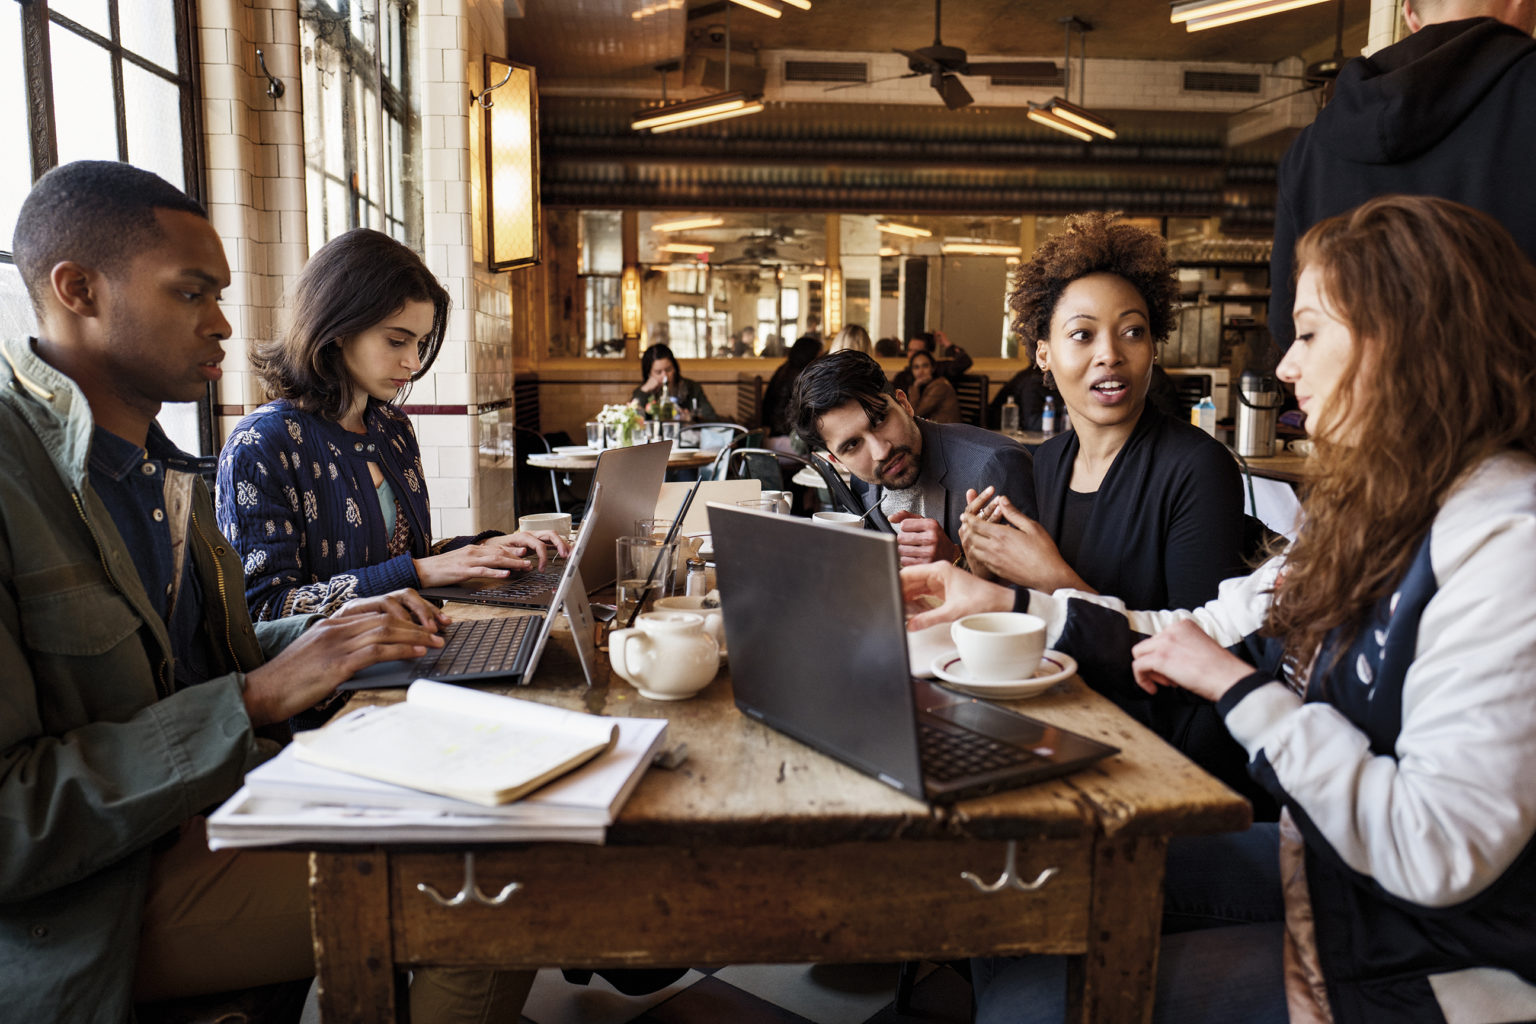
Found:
<box><xmin>597</xmin><ymin>403</ymin><xmax>644</xmax><ymax>447</ymax></box>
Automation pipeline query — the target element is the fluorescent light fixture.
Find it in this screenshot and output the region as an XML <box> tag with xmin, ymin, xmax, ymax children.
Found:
<box><xmin>1005</xmin><ymin>256</ymin><xmax>1021</xmax><ymax>265</ymax></box>
<box><xmin>879</xmin><ymin>221</ymin><xmax>932</xmax><ymax>238</ymax></box>
<box><xmin>800</xmin><ymin>271</ymin><xmax>824</xmax><ymax>281</ymax></box>
<box><xmin>1027</xmin><ymin>104</ymin><xmax>1093</xmax><ymax>142</ymax></box>
<box><xmin>660</xmin><ymin>242</ymin><xmax>715</xmax><ymax>254</ymax></box>
<box><xmin>1170</xmin><ymin>0</ymin><xmax>1330</xmax><ymax>31</ymax></box>
<box><xmin>648</xmin><ymin>100</ymin><xmax>764</xmax><ymax>132</ymax></box>
<box><xmin>780</xmin><ymin>0</ymin><xmax>812</xmax><ymax>7</ymax></box>
<box><xmin>652</xmin><ymin>216</ymin><xmax>725</xmax><ymax>232</ymax></box>
<box><xmin>727</xmin><ymin>0</ymin><xmax>782</xmax><ymax>16</ymax></box>
<box><xmin>941</xmin><ymin>242</ymin><xmax>1024</xmax><ymax>256</ymax></box>
<box><xmin>631</xmin><ymin>91</ymin><xmax>764</xmax><ymax>132</ymax></box>
<box><xmin>878</xmin><ymin>247</ymin><xmax>900</xmax><ymax>257</ymax></box>
<box><xmin>1042</xmin><ymin>98</ymin><xmax>1116</xmax><ymax>139</ymax></box>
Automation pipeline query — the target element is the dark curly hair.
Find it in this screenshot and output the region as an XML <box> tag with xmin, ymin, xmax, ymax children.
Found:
<box><xmin>1009</xmin><ymin>212</ymin><xmax>1179</xmax><ymax>354</ymax></box>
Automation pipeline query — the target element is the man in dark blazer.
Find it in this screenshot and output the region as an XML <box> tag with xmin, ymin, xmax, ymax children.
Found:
<box><xmin>790</xmin><ymin>351</ymin><xmax>1035</xmax><ymax>566</ymax></box>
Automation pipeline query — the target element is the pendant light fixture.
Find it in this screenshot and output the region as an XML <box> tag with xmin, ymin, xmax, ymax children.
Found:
<box><xmin>1028</xmin><ymin>17</ymin><xmax>1116</xmax><ymax>142</ymax></box>
<box><xmin>631</xmin><ymin>6</ymin><xmax>764</xmax><ymax>134</ymax></box>
<box><xmin>1171</xmin><ymin>0</ymin><xmax>1330</xmax><ymax>32</ymax></box>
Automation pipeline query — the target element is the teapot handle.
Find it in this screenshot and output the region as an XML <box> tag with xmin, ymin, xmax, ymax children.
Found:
<box><xmin>608</xmin><ymin>627</ymin><xmax>648</xmax><ymax>683</ymax></box>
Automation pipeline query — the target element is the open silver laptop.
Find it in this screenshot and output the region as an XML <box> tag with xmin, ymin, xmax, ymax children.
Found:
<box><xmin>339</xmin><ymin>486</ymin><xmax>603</xmax><ymax>691</ymax></box>
<box><xmin>706</xmin><ymin>503</ymin><xmax>1117</xmax><ymax>803</ymax></box>
<box><xmin>420</xmin><ymin>440</ymin><xmax>672</xmax><ymax>608</ymax></box>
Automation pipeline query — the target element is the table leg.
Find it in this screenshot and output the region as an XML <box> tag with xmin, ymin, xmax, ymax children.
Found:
<box><xmin>311</xmin><ymin>851</ymin><xmax>402</xmax><ymax>1023</ymax></box>
<box><xmin>1065</xmin><ymin>834</ymin><xmax>1169</xmax><ymax>1024</ymax></box>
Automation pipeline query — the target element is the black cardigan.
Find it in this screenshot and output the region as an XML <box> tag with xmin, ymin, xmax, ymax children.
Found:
<box><xmin>1033</xmin><ymin>407</ymin><xmax>1275</xmax><ymax>816</ymax></box>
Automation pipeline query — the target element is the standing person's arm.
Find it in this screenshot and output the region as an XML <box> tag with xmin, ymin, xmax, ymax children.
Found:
<box><xmin>935</xmin><ymin>331</ymin><xmax>973</xmax><ymax>378</ymax></box>
<box><xmin>218</xmin><ymin>424</ymin><xmax>418</xmax><ymax>620</ymax></box>
<box><xmin>1269</xmin><ymin>186</ymin><xmax>1299</xmax><ymax>353</ymax></box>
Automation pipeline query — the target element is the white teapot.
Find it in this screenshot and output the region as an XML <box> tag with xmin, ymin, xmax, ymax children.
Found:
<box><xmin>608</xmin><ymin>611</ymin><xmax>720</xmax><ymax>701</ymax></box>
<box><xmin>654</xmin><ymin>595</ymin><xmax>726</xmax><ymax>656</ymax></box>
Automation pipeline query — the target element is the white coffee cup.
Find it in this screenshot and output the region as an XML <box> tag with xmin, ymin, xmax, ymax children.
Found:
<box><xmin>760</xmin><ymin>489</ymin><xmax>792</xmax><ymax>515</ymax></box>
<box><xmin>812</xmin><ymin>511</ymin><xmax>863</xmax><ymax>528</ymax></box>
<box><xmin>950</xmin><ymin>612</ymin><xmax>1046</xmax><ymax>681</ymax></box>
<box><xmin>519</xmin><ymin>512</ymin><xmax>572</xmax><ymax>537</ymax></box>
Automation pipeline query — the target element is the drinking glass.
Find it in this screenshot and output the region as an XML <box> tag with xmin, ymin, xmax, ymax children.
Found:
<box><xmin>615</xmin><ymin>536</ymin><xmax>677</xmax><ymax>624</ymax></box>
<box><xmin>736</xmin><ymin>499</ymin><xmax>781</xmax><ymax>514</ymax></box>
<box><xmin>585</xmin><ymin>421</ymin><xmax>602</xmax><ymax>448</ymax></box>
<box><xmin>635</xmin><ymin>517</ymin><xmax>673</xmax><ymax>539</ymax></box>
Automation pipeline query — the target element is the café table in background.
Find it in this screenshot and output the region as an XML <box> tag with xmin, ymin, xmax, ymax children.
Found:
<box><xmin>309</xmin><ymin>601</ymin><xmax>1251</xmax><ymax>1024</ymax></box>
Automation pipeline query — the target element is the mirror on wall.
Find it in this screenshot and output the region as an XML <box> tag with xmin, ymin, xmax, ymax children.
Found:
<box><xmin>551</xmin><ymin>210</ymin><xmax>1045</xmax><ymax>360</ymax></box>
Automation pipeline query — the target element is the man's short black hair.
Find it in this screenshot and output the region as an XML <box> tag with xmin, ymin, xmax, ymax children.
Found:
<box><xmin>12</xmin><ymin>160</ymin><xmax>207</xmax><ymax>313</ymax></box>
<box><xmin>789</xmin><ymin>350</ymin><xmax>894</xmax><ymax>452</ymax></box>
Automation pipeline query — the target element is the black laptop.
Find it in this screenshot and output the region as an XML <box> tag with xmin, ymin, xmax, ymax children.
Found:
<box><xmin>420</xmin><ymin>440</ymin><xmax>672</xmax><ymax>608</ymax></box>
<box><xmin>706</xmin><ymin>504</ymin><xmax>1118</xmax><ymax>803</ymax></box>
<box><xmin>338</xmin><ymin>485</ymin><xmax>604</xmax><ymax>691</ymax></box>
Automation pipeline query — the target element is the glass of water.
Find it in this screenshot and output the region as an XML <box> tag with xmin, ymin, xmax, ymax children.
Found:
<box><xmin>615</xmin><ymin>535</ymin><xmax>677</xmax><ymax>624</ymax></box>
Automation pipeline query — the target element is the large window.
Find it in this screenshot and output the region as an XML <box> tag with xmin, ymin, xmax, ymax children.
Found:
<box><xmin>300</xmin><ymin>0</ymin><xmax>416</xmax><ymax>248</ymax></box>
<box><xmin>1</xmin><ymin>0</ymin><xmax>206</xmax><ymax>451</ymax></box>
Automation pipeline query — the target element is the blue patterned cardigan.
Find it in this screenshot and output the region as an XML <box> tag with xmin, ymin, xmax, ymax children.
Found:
<box><xmin>216</xmin><ymin>398</ymin><xmax>486</xmax><ymax>620</ymax></box>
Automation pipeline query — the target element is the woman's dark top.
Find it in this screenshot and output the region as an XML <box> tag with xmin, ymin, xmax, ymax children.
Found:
<box><xmin>1055</xmin><ymin>489</ymin><xmax>1097</xmax><ymax>569</ymax></box>
<box><xmin>1034</xmin><ymin>406</ymin><xmax>1271</xmax><ymax>815</ymax></box>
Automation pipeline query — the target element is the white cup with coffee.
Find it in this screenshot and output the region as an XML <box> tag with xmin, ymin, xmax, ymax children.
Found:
<box><xmin>812</xmin><ymin>511</ymin><xmax>862</xmax><ymax>528</ymax></box>
<box><xmin>950</xmin><ymin>612</ymin><xmax>1046</xmax><ymax>681</ymax></box>
<box><xmin>519</xmin><ymin>512</ymin><xmax>572</xmax><ymax>538</ymax></box>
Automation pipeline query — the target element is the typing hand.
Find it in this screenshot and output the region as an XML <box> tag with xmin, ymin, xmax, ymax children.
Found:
<box><xmin>899</xmin><ymin>561</ymin><xmax>1013</xmax><ymax>632</ymax></box>
<box><xmin>241</xmin><ymin>612</ymin><xmax>445</xmax><ymax>726</ymax></box>
<box><xmin>333</xmin><ymin>588</ymin><xmax>450</xmax><ymax>632</ymax></box>
<box><xmin>1131</xmin><ymin>620</ymin><xmax>1252</xmax><ymax>701</ymax></box>
<box><xmin>887</xmin><ymin>510</ymin><xmax>957</xmax><ymax>566</ymax></box>
<box><xmin>413</xmin><ymin>531</ymin><xmax>568</xmax><ymax>588</ymax></box>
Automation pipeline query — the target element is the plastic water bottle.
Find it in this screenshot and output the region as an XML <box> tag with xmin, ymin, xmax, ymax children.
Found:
<box><xmin>1000</xmin><ymin>396</ymin><xmax>1020</xmax><ymax>434</ymax></box>
<box><xmin>1041</xmin><ymin>396</ymin><xmax>1057</xmax><ymax>438</ymax></box>
<box><xmin>1195</xmin><ymin>395</ymin><xmax>1217</xmax><ymax>437</ymax></box>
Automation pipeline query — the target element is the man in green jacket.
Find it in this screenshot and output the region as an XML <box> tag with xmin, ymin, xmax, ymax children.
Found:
<box><xmin>0</xmin><ymin>162</ymin><xmax>529</xmax><ymax>1022</ymax></box>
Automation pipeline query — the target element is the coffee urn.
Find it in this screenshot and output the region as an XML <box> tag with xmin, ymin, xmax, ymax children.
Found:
<box><xmin>1234</xmin><ymin>370</ymin><xmax>1283</xmax><ymax>457</ymax></box>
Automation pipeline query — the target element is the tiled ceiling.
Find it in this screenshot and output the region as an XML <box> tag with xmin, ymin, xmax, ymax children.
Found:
<box><xmin>506</xmin><ymin>0</ymin><xmax>1370</xmax><ymax>85</ymax></box>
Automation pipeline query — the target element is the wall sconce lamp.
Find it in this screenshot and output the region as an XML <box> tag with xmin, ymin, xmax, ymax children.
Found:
<box><xmin>1170</xmin><ymin>0</ymin><xmax>1330</xmax><ymax>32</ymax></box>
<box><xmin>481</xmin><ymin>56</ymin><xmax>540</xmax><ymax>271</ymax></box>
<box><xmin>823</xmin><ymin>267</ymin><xmax>844</xmax><ymax>335</ymax></box>
<box><xmin>621</xmin><ymin>266</ymin><xmax>642</xmax><ymax>339</ymax></box>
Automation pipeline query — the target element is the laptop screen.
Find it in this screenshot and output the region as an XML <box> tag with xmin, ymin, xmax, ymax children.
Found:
<box><xmin>707</xmin><ymin>504</ymin><xmax>926</xmax><ymax>796</ymax></box>
<box><xmin>578</xmin><ymin>441</ymin><xmax>672</xmax><ymax>590</ymax></box>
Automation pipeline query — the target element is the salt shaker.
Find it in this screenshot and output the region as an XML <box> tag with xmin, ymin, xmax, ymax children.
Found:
<box><xmin>684</xmin><ymin>557</ymin><xmax>709</xmax><ymax>597</ymax></box>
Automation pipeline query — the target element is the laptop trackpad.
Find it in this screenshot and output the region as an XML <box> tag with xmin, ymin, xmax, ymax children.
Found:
<box><xmin>916</xmin><ymin>679</ymin><xmax>1093</xmax><ymax>760</ymax></box>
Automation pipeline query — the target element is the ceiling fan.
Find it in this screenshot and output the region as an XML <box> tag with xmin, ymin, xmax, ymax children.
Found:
<box><xmin>1238</xmin><ymin>0</ymin><xmax>1349</xmax><ymax>116</ymax></box>
<box><xmin>833</xmin><ymin>0</ymin><xmax>1058</xmax><ymax>110</ymax></box>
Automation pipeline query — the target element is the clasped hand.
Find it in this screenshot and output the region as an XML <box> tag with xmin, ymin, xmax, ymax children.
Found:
<box><xmin>886</xmin><ymin>510</ymin><xmax>957</xmax><ymax>566</ymax></box>
<box><xmin>959</xmin><ymin>487</ymin><xmax>1089</xmax><ymax>594</ymax></box>
<box><xmin>413</xmin><ymin>530</ymin><xmax>570</xmax><ymax>589</ymax></box>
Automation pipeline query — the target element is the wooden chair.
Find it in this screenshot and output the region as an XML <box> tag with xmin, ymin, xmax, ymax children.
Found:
<box><xmin>952</xmin><ymin>373</ymin><xmax>989</xmax><ymax>428</ymax></box>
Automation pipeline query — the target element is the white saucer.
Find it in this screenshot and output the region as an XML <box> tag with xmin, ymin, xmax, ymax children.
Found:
<box><xmin>906</xmin><ymin>622</ymin><xmax>956</xmax><ymax>679</ymax></box>
<box><xmin>929</xmin><ymin>650</ymin><xmax>1077</xmax><ymax>700</ymax></box>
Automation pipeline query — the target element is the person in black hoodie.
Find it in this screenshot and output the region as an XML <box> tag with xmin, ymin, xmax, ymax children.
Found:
<box><xmin>1269</xmin><ymin>0</ymin><xmax>1536</xmax><ymax>352</ymax></box>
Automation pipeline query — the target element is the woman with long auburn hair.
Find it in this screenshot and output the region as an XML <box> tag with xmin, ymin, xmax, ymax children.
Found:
<box><xmin>903</xmin><ymin>195</ymin><xmax>1536</xmax><ymax>1024</ymax></box>
<box><xmin>218</xmin><ymin>229</ymin><xmax>567</xmax><ymax>620</ymax></box>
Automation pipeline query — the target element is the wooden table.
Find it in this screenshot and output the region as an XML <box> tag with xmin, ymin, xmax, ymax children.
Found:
<box><xmin>1232</xmin><ymin>450</ymin><xmax>1309</xmax><ymax>485</ymax></box>
<box><xmin>309</xmin><ymin>606</ymin><xmax>1251</xmax><ymax>1023</ymax></box>
<box><xmin>527</xmin><ymin>448</ymin><xmax>719</xmax><ymax>472</ymax></box>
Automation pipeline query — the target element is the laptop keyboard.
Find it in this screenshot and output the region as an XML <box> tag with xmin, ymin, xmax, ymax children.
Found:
<box><xmin>918</xmin><ymin>720</ymin><xmax>1043</xmax><ymax>782</ymax></box>
<box><xmin>413</xmin><ymin>615</ymin><xmax>537</xmax><ymax>678</ymax></box>
<box><xmin>471</xmin><ymin>566</ymin><xmax>563</xmax><ymax>600</ymax></box>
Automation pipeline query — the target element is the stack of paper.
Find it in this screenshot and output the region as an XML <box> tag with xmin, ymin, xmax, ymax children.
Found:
<box><xmin>208</xmin><ymin>681</ymin><xmax>667</xmax><ymax>849</ymax></box>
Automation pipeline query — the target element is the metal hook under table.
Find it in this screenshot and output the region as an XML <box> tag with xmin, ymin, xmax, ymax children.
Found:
<box><xmin>417</xmin><ymin>852</ymin><xmax>522</xmax><ymax>908</ymax></box>
<box><xmin>961</xmin><ymin>840</ymin><xmax>1059</xmax><ymax>894</ymax></box>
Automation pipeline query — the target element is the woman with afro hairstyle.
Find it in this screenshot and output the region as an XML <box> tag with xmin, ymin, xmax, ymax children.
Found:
<box><xmin>959</xmin><ymin>212</ymin><xmax>1259</xmax><ymax>811</ymax></box>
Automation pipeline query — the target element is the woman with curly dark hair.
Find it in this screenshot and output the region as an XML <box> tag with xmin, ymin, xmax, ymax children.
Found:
<box><xmin>960</xmin><ymin>212</ymin><xmax>1257</xmax><ymax>809</ymax></box>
